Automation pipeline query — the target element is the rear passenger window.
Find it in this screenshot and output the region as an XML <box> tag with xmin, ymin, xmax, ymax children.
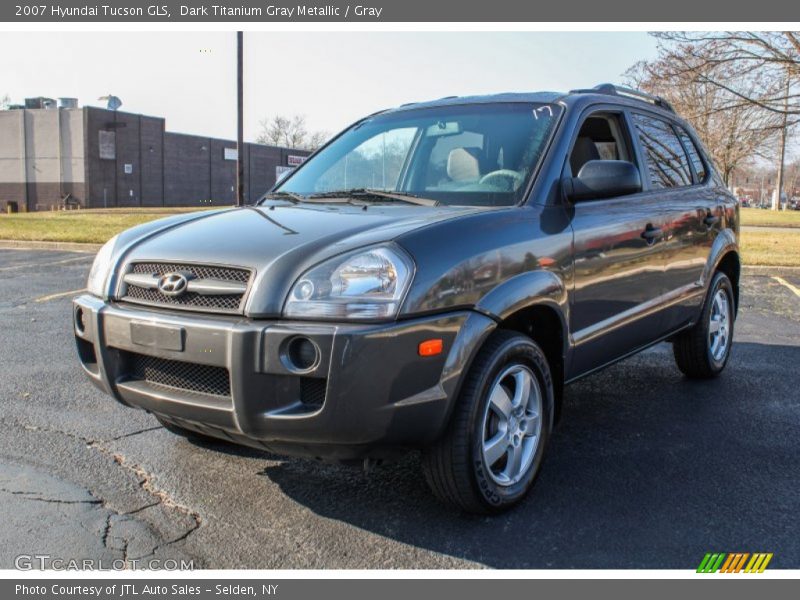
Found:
<box><xmin>677</xmin><ymin>129</ymin><xmax>707</xmax><ymax>182</ymax></box>
<box><xmin>632</xmin><ymin>114</ymin><xmax>692</xmax><ymax>188</ymax></box>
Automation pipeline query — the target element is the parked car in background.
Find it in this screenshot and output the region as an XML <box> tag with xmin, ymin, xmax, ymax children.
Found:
<box><xmin>74</xmin><ymin>84</ymin><xmax>740</xmax><ymax>513</ymax></box>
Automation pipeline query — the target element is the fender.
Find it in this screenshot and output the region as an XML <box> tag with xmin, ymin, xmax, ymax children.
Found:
<box><xmin>474</xmin><ymin>269</ymin><xmax>569</xmax><ymax>350</ymax></box>
<box><xmin>700</xmin><ymin>228</ymin><xmax>739</xmax><ymax>291</ymax></box>
<box><xmin>432</xmin><ymin>270</ymin><xmax>569</xmax><ymax>437</ymax></box>
<box><xmin>698</xmin><ymin>229</ymin><xmax>741</xmax><ymax>316</ymax></box>
<box><xmin>433</xmin><ymin>311</ymin><xmax>499</xmax><ymax>437</ymax></box>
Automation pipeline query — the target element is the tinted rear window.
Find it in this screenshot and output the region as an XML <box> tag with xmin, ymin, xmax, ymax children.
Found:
<box><xmin>632</xmin><ymin>114</ymin><xmax>692</xmax><ymax>188</ymax></box>
<box><xmin>677</xmin><ymin>128</ymin><xmax>707</xmax><ymax>182</ymax></box>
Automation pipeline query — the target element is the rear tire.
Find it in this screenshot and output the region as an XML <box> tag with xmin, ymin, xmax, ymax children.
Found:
<box><xmin>673</xmin><ymin>271</ymin><xmax>735</xmax><ymax>378</ymax></box>
<box><xmin>422</xmin><ymin>330</ymin><xmax>554</xmax><ymax>514</ymax></box>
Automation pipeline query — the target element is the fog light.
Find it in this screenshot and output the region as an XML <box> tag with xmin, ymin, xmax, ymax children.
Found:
<box><xmin>75</xmin><ymin>307</ymin><xmax>86</xmax><ymax>335</ymax></box>
<box><xmin>284</xmin><ymin>336</ymin><xmax>320</xmax><ymax>372</ymax></box>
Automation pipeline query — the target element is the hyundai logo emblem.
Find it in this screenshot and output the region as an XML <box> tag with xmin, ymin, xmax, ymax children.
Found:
<box><xmin>157</xmin><ymin>272</ymin><xmax>190</xmax><ymax>297</ymax></box>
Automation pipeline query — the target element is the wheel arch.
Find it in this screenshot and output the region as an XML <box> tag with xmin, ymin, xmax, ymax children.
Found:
<box><xmin>474</xmin><ymin>270</ymin><xmax>569</xmax><ymax>422</ymax></box>
<box><xmin>714</xmin><ymin>251</ymin><xmax>741</xmax><ymax>315</ymax></box>
<box><xmin>703</xmin><ymin>229</ymin><xmax>740</xmax><ymax>314</ymax></box>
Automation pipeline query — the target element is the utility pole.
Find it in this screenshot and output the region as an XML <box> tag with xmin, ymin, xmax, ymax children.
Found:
<box><xmin>773</xmin><ymin>71</ymin><xmax>790</xmax><ymax>211</ymax></box>
<box><xmin>236</xmin><ymin>31</ymin><xmax>245</xmax><ymax>207</ymax></box>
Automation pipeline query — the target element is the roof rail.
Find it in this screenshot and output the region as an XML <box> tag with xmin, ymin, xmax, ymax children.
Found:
<box><xmin>569</xmin><ymin>83</ymin><xmax>675</xmax><ymax>113</ymax></box>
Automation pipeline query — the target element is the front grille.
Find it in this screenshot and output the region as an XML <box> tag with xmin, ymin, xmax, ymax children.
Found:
<box><xmin>300</xmin><ymin>378</ymin><xmax>327</xmax><ymax>408</ymax></box>
<box><xmin>125</xmin><ymin>286</ymin><xmax>243</xmax><ymax>311</ymax></box>
<box><xmin>122</xmin><ymin>262</ymin><xmax>251</xmax><ymax>313</ymax></box>
<box><xmin>126</xmin><ymin>352</ymin><xmax>231</xmax><ymax>397</ymax></box>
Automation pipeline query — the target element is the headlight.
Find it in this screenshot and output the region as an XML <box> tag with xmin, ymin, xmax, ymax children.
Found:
<box><xmin>284</xmin><ymin>244</ymin><xmax>414</xmax><ymax>320</ymax></box>
<box><xmin>86</xmin><ymin>234</ymin><xmax>119</xmax><ymax>298</ymax></box>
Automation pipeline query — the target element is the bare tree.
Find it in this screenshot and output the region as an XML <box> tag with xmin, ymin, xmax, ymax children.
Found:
<box><xmin>256</xmin><ymin>114</ymin><xmax>328</xmax><ymax>150</ymax></box>
<box><xmin>307</xmin><ymin>130</ymin><xmax>329</xmax><ymax>151</ymax></box>
<box><xmin>624</xmin><ymin>51</ymin><xmax>783</xmax><ymax>186</ymax></box>
<box><xmin>652</xmin><ymin>32</ymin><xmax>799</xmax><ymax>208</ymax></box>
<box><xmin>786</xmin><ymin>159</ymin><xmax>800</xmax><ymax>199</ymax></box>
<box><xmin>653</xmin><ymin>32</ymin><xmax>799</xmax><ymax>117</ymax></box>
<box><xmin>1</xmin><ymin>94</ymin><xmax>10</xmax><ymax>110</ymax></box>
<box><xmin>734</xmin><ymin>158</ymin><xmax>800</xmax><ymax>203</ymax></box>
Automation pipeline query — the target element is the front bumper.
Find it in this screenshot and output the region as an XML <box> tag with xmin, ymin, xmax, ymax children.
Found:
<box><xmin>73</xmin><ymin>295</ymin><xmax>494</xmax><ymax>461</ymax></box>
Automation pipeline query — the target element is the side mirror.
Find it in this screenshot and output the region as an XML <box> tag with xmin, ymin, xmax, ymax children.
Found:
<box><xmin>563</xmin><ymin>160</ymin><xmax>642</xmax><ymax>201</ymax></box>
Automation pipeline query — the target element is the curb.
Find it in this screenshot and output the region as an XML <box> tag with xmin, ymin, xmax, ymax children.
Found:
<box><xmin>0</xmin><ymin>240</ymin><xmax>102</xmax><ymax>253</ymax></box>
<box><xmin>742</xmin><ymin>265</ymin><xmax>800</xmax><ymax>273</ymax></box>
<box><xmin>741</xmin><ymin>225</ymin><xmax>800</xmax><ymax>230</ymax></box>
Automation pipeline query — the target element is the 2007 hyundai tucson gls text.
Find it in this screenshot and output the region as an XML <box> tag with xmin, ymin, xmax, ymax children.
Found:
<box><xmin>74</xmin><ymin>84</ymin><xmax>739</xmax><ymax>513</ymax></box>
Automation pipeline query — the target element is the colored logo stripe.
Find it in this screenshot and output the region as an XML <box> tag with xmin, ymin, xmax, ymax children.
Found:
<box><xmin>745</xmin><ymin>553</ymin><xmax>773</xmax><ymax>573</ymax></box>
<box><xmin>697</xmin><ymin>553</ymin><xmax>726</xmax><ymax>573</ymax></box>
<box><xmin>697</xmin><ymin>552</ymin><xmax>773</xmax><ymax>573</ymax></box>
<box><xmin>720</xmin><ymin>553</ymin><xmax>750</xmax><ymax>573</ymax></box>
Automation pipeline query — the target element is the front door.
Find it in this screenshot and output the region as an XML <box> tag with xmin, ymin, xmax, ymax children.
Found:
<box><xmin>565</xmin><ymin>111</ymin><xmax>670</xmax><ymax>379</ymax></box>
<box><xmin>569</xmin><ymin>195</ymin><xmax>670</xmax><ymax>377</ymax></box>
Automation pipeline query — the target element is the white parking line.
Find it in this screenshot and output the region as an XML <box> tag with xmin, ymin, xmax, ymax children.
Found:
<box><xmin>34</xmin><ymin>288</ymin><xmax>86</xmax><ymax>303</ymax></box>
<box><xmin>772</xmin><ymin>276</ymin><xmax>800</xmax><ymax>298</ymax></box>
<box><xmin>0</xmin><ymin>255</ymin><xmax>93</xmax><ymax>272</ymax></box>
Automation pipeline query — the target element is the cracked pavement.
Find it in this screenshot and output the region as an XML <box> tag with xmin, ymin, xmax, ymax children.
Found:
<box><xmin>0</xmin><ymin>249</ymin><xmax>798</xmax><ymax>569</ymax></box>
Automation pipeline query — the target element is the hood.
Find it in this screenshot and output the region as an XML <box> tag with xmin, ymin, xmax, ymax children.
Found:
<box><xmin>116</xmin><ymin>203</ymin><xmax>485</xmax><ymax>316</ymax></box>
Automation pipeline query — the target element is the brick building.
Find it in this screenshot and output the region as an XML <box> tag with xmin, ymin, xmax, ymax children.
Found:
<box><xmin>0</xmin><ymin>103</ymin><xmax>310</xmax><ymax>211</ymax></box>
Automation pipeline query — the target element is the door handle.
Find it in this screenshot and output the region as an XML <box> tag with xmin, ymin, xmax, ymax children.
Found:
<box><xmin>641</xmin><ymin>224</ymin><xmax>662</xmax><ymax>244</ymax></box>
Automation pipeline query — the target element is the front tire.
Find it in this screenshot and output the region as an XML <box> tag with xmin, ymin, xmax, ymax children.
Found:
<box><xmin>422</xmin><ymin>330</ymin><xmax>554</xmax><ymax>514</ymax></box>
<box><xmin>673</xmin><ymin>271</ymin><xmax>735</xmax><ymax>378</ymax></box>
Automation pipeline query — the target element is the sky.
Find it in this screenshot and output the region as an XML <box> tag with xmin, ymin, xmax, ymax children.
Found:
<box><xmin>0</xmin><ymin>32</ymin><xmax>660</xmax><ymax>141</ymax></box>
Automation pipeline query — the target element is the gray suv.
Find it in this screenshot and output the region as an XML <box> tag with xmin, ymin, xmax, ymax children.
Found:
<box><xmin>74</xmin><ymin>84</ymin><xmax>739</xmax><ymax>513</ymax></box>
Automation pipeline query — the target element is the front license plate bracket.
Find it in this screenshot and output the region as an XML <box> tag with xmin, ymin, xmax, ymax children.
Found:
<box><xmin>129</xmin><ymin>321</ymin><xmax>185</xmax><ymax>352</ymax></box>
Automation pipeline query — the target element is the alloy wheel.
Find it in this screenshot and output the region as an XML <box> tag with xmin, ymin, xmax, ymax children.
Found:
<box><xmin>480</xmin><ymin>364</ymin><xmax>543</xmax><ymax>486</ymax></box>
<box><xmin>708</xmin><ymin>288</ymin><xmax>732</xmax><ymax>362</ymax></box>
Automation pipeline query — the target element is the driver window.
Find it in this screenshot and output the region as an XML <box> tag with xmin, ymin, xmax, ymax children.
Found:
<box><xmin>569</xmin><ymin>113</ymin><xmax>632</xmax><ymax>176</ymax></box>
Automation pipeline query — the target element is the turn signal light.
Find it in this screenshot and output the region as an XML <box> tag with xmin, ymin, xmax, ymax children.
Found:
<box><xmin>418</xmin><ymin>339</ymin><xmax>443</xmax><ymax>357</ymax></box>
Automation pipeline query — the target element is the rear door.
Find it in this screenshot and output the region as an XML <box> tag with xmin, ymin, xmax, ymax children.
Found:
<box><xmin>631</xmin><ymin>113</ymin><xmax>718</xmax><ymax>332</ymax></box>
<box><xmin>567</xmin><ymin>109</ymin><xmax>671</xmax><ymax>378</ymax></box>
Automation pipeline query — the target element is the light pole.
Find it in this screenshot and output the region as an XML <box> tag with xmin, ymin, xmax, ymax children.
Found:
<box><xmin>773</xmin><ymin>71</ymin><xmax>790</xmax><ymax>211</ymax></box>
<box><xmin>236</xmin><ymin>31</ymin><xmax>245</xmax><ymax>207</ymax></box>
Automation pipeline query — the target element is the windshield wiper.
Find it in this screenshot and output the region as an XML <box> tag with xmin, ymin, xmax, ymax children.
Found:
<box><xmin>306</xmin><ymin>188</ymin><xmax>438</xmax><ymax>207</ymax></box>
<box><xmin>259</xmin><ymin>191</ymin><xmax>305</xmax><ymax>204</ymax></box>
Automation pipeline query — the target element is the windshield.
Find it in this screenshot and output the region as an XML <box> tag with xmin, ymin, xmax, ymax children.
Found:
<box><xmin>273</xmin><ymin>102</ymin><xmax>562</xmax><ymax>207</ymax></box>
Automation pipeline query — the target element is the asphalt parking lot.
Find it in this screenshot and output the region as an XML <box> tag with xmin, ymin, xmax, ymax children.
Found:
<box><xmin>1</xmin><ymin>248</ymin><xmax>798</xmax><ymax>569</ymax></box>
